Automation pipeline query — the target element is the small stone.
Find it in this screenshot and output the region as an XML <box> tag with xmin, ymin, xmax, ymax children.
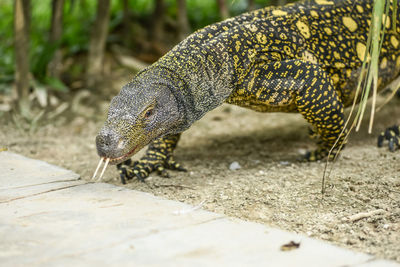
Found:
<box><xmin>221</xmin><ymin>195</ymin><xmax>229</xmax><ymax>200</ymax></box>
<box><xmin>279</xmin><ymin>161</ymin><xmax>290</xmax><ymax>166</ymax></box>
<box><xmin>229</xmin><ymin>161</ymin><xmax>241</xmax><ymax>170</ymax></box>
<box><xmin>258</xmin><ymin>170</ymin><xmax>265</xmax><ymax>175</ymax></box>
<box><xmin>0</xmin><ymin>103</ymin><xmax>11</xmax><ymax>112</ymax></box>
<box><xmin>298</xmin><ymin>149</ymin><xmax>307</xmax><ymax>155</ymax></box>
<box><xmin>383</xmin><ymin>224</ymin><xmax>389</xmax><ymax>229</ymax></box>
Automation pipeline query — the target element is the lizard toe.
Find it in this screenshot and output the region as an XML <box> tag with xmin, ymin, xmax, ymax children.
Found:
<box><xmin>117</xmin><ymin>160</ymin><xmax>138</xmax><ymax>184</ymax></box>
<box><xmin>166</xmin><ymin>156</ymin><xmax>187</xmax><ymax>172</ymax></box>
<box><xmin>377</xmin><ymin>125</ymin><xmax>400</xmax><ymax>151</ymax></box>
<box><xmin>133</xmin><ymin>167</ymin><xmax>148</xmax><ymax>182</ymax></box>
<box><xmin>156</xmin><ymin>165</ymin><xmax>170</xmax><ymax>178</ymax></box>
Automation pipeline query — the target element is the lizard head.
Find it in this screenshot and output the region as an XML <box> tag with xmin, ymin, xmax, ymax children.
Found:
<box><xmin>95</xmin><ymin>70</ymin><xmax>184</xmax><ymax>165</ymax></box>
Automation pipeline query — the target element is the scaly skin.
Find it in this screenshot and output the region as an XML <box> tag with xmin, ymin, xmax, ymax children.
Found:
<box><xmin>96</xmin><ymin>0</ymin><xmax>400</xmax><ymax>183</ymax></box>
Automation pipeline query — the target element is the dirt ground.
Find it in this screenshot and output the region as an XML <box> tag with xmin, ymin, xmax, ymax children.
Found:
<box><xmin>1</xmin><ymin>75</ymin><xmax>399</xmax><ymax>261</ymax></box>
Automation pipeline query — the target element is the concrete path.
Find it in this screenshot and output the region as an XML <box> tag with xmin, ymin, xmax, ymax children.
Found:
<box><xmin>0</xmin><ymin>151</ymin><xmax>398</xmax><ymax>267</ymax></box>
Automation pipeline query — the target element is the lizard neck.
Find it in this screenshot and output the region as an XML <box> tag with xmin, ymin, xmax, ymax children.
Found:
<box><xmin>155</xmin><ymin>44</ymin><xmax>238</xmax><ymax>131</ymax></box>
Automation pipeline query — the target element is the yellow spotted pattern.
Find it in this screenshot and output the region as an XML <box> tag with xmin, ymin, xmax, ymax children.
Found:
<box><xmin>342</xmin><ymin>17</ymin><xmax>358</xmax><ymax>32</ymax></box>
<box><xmin>140</xmin><ymin>0</ymin><xmax>400</xmax><ymax>162</ymax></box>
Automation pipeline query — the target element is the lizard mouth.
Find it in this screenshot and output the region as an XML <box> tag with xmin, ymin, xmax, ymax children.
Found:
<box><xmin>92</xmin><ymin>145</ymin><xmax>138</xmax><ymax>181</ymax></box>
<box><xmin>108</xmin><ymin>145</ymin><xmax>138</xmax><ymax>165</ymax></box>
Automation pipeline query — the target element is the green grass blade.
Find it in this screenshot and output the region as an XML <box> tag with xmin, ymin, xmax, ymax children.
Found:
<box><xmin>355</xmin><ymin>0</ymin><xmax>385</xmax><ymax>132</ymax></box>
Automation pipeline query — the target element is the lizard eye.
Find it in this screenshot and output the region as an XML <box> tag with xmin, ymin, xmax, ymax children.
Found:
<box><xmin>144</xmin><ymin>108</ymin><xmax>153</xmax><ymax>118</ymax></box>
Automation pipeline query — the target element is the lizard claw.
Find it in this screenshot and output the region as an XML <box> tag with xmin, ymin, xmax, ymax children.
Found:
<box><xmin>378</xmin><ymin>125</ymin><xmax>400</xmax><ymax>152</ymax></box>
<box><xmin>166</xmin><ymin>157</ymin><xmax>187</xmax><ymax>172</ymax></box>
<box><xmin>156</xmin><ymin>164</ymin><xmax>170</xmax><ymax>178</ymax></box>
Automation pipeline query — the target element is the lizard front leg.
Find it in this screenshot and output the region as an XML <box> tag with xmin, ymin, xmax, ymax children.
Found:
<box><xmin>117</xmin><ymin>133</ymin><xmax>186</xmax><ymax>183</ymax></box>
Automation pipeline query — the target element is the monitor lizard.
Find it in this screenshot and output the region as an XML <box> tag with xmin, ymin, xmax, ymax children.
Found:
<box><xmin>95</xmin><ymin>0</ymin><xmax>400</xmax><ymax>183</ymax></box>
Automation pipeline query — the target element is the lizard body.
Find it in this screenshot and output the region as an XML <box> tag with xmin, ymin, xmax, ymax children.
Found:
<box><xmin>96</xmin><ymin>0</ymin><xmax>400</xmax><ymax>182</ymax></box>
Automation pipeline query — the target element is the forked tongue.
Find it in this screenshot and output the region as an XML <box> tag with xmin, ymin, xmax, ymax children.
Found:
<box><xmin>92</xmin><ymin>158</ymin><xmax>110</xmax><ymax>181</ymax></box>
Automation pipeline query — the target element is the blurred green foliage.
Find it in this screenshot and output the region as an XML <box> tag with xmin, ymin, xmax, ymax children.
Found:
<box><xmin>0</xmin><ymin>0</ymin><xmax>276</xmax><ymax>93</ymax></box>
<box><xmin>0</xmin><ymin>1</ymin><xmax>15</xmax><ymax>92</ymax></box>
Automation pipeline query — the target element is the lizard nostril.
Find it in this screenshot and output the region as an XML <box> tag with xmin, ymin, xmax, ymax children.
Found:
<box><xmin>96</xmin><ymin>130</ymin><xmax>118</xmax><ymax>156</ymax></box>
<box><xmin>102</xmin><ymin>134</ymin><xmax>112</xmax><ymax>147</ymax></box>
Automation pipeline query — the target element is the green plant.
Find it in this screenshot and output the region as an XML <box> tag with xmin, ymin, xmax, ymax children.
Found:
<box><xmin>322</xmin><ymin>0</ymin><xmax>397</xmax><ymax>193</ymax></box>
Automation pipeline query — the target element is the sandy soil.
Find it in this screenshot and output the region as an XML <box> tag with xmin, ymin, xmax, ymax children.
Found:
<box><xmin>1</xmin><ymin>77</ymin><xmax>399</xmax><ymax>261</ymax></box>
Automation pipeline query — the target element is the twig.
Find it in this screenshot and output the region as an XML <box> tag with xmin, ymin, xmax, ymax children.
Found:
<box><xmin>376</xmin><ymin>75</ymin><xmax>400</xmax><ymax>112</ymax></box>
<box><xmin>111</xmin><ymin>45</ymin><xmax>149</xmax><ymax>71</ymax></box>
<box><xmin>387</xmin><ymin>188</ymin><xmax>400</xmax><ymax>194</ymax></box>
<box><xmin>153</xmin><ymin>183</ymin><xmax>195</xmax><ymax>190</ymax></box>
<box><xmin>345</xmin><ymin>209</ymin><xmax>385</xmax><ymax>222</ymax></box>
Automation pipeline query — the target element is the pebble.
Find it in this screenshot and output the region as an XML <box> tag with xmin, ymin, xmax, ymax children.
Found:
<box><xmin>298</xmin><ymin>149</ymin><xmax>307</xmax><ymax>155</ymax></box>
<box><xmin>221</xmin><ymin>195</ymin><xmax>229</xmax><ymax>200</ymax></box>
<box><xmin>229</xmin><ymin>161</ymin><xmax>241</xmax><ymax>170</ymax></box>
